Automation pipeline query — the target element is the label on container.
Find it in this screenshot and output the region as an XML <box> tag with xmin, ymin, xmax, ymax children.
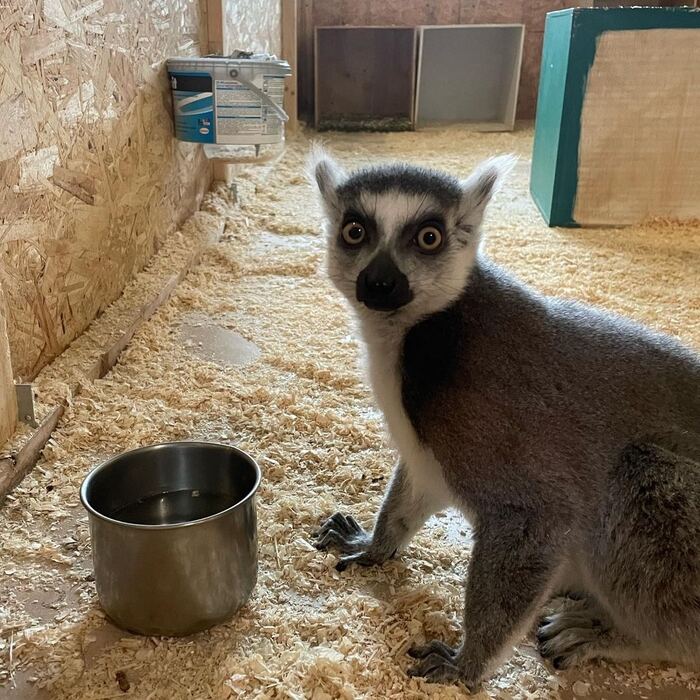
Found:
<box><xmin>214</xmin><ymin>75</ymin><xmax>285</xmax><ymax>137</ymax></box>
<box><xmin>169</xmin><ymin>72</ymin><xmax>215</xmax><ymax>143</ymax></box>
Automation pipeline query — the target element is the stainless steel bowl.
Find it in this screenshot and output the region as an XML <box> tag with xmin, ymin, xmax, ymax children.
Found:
<box><xmin>80</xmin><ymin>441</ymin><xmax>260</xmax><ymax>636</ymax></box>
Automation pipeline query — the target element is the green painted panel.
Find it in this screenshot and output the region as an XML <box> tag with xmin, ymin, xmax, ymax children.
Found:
<box><xmin>530</xmin><ymin>7</ymin><xmax>700</xmax><ymax>227</ymax></box>
<box><xmin>530</xmin><ymin>11</ymin><xmax>574</xmax><ymax>226</ymax></box>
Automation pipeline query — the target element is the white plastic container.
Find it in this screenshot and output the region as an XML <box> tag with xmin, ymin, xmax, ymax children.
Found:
<box><xmin>167</xmin><ymin>54</ymin><xmax>291</xmax><ymax>147</ymax></box>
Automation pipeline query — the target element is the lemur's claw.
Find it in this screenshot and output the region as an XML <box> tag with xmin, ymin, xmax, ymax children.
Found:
<box><xmin>314</xmin><ymin>528</ymin><xmax>345</xmax><ymax>550</ymax></box>
<box><xmin>313</xmin><ymin>511</ymin><xmax>372</xmax><ymax>558</ymax></box>
<box><xmin>326</xmin><ymin>512</ymin><xmax>364</xmax><ymax>536</ymax></box>
<box><xmin>335</xmin><ymin>550</ymin><xmax>380</xmax><ymax>571</ymax></box>
<box><xmin>407</xmin><ymin>653</ymin><xmax>461</xmax><ymax>683</ymax></box>
<box><xmin>408</xmin><ymin>640</ymin><xmax>456</xmax><ymax>660</ymax></box>
<box><xmin>406</xmin><ymin>640</ymin><xmax>480</xmax><ymax>689</ymax></box>
<box><xmin>314</xmin><ymin>512</ymin><xmax>389</xmax><ymax>571</ymax></box>
<box><xmin>335</xmin><ymin>556</ymin><xmax>351</xmax><ymax>572</ymax></box>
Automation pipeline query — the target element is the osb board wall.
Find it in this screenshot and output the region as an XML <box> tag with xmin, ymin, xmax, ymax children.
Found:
<box><xmin>0</xmin><ymin>0</ymin><xmax>212</xmax><ymax>380</ymax></box>
<box><xmin>224</xmin><ymin>0</ymin><xmax>281</xmax><ymax>56</ymax></box>
<box><xmin>574</xmin><ymin>29</ymin><xmax>700</xmax><ymax>225</ymax></box>
<box><xmin>297</xmin><ymin>0</ymin><xmax>693</xmax><ymax>125</ymax></box>
<box><xmin>0</xmin><ymin>289</ymin><xmax>16</xmax><ymax>445</ymax></box>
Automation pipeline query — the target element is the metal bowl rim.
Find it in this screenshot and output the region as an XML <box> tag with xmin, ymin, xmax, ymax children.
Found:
<box><xmin>79</xmin><ymin>440</ymin><xmax>261</xmax><ymax>531</ymax></box>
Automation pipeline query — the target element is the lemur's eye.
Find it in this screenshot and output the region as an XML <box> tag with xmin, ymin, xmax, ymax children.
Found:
<box><xmin>341</xmin><ymin>221</ymin><xmax>366</xmax><ymax>246</ymax></box>
<box><xmin>416</xmin><ymin>225</ymin><xmax>443</xmax><ymax>253</ymax></box>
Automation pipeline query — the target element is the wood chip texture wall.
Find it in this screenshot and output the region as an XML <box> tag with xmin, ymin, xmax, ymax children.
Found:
<box><xmin>0</xmin><ymin>0</ymin><xmax>212</xmax><ymax>379</ymax></box>
<box><xmin>224</xmin><ymin>0</ymin><xmax>281</xmax><ymax>56</ymax></box>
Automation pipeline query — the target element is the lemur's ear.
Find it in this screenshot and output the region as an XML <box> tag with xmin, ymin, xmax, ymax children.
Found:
<box><xmin>458</xmin><ymin>155</ymin><xmax>516</xmax><ymax>227</ymax></box>
<box><xmin>307</xmin><ymin>142</ymin><xmax>346</xmax><ymax>214</ymax></box>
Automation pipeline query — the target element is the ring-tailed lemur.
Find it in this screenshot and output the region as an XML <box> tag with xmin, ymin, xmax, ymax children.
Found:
<box><xmin>310</xmin><ymin>145</ymin><xmax>700</xmax><ymax>688</ymax></box>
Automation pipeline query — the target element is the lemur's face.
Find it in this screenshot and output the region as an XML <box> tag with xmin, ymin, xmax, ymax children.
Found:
<box><xmin>311</xmin><ymin>148</ymin><xmax>511</xmax><ymax>326</ymax></box>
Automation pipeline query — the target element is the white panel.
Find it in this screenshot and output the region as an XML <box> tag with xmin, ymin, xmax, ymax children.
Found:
<box><xmin>415</xmin><ymin>25</ymin><xmax>524</xmax><ymax>131</ymax></box>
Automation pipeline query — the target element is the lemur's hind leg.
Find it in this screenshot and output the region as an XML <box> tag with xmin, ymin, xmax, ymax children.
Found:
<box><xmin>600</xmin><ymin>440</ymin><xmax>700</xmax><ymax>663</ymax></box>
<box><xmin>545</xmin><ymin>439</ymin><xmax>700</xmax><ymax>670</ymax></box>
<box><xmin>314</xmin><ymin>461</ymin><xmax>442</xmax><ymax>571</ymax></box>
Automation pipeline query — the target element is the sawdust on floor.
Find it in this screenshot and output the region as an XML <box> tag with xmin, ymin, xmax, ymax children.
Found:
<box><xmin>0</xmin><ymin>125</ymin><xmax>698</xmax><ymax>700</ymax></box>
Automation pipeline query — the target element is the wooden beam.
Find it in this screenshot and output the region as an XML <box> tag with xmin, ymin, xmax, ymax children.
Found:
<box><xmin>212</xmin><ymin>161</ymin><xmax>233</xmax><ymax>182</ymax></box>
<box><xmin>297</xmin><ymin>0</ymin><xmax>314</xmax><ymax>125</ymax></box>
<box><xmin>281</xmin><ymin>0</ymin><xmax>299</xmax><ymax>133</ymax></box>
<box><xmin>0</xmin><ymin>288</ymin><xmax>16</xmax><ymax>448</ymax></box>
<box><xmin>205</xmin><ymin>0</ymin><xmax>224</xmax><ymax>55</ymax></box>
<box><xmin>0</xmin><ymin>404</ymin><xmax>65</xmax><ymax>499</ymax></box>
<box><xmin>204</xmin><ymin>0</ymin><xmax>232</xmax><ymax>182</ymax></box>
<box><xmin>199</xmin><ymin>0</ymin><xmax>210</xmax><ymax>55</ymax></box>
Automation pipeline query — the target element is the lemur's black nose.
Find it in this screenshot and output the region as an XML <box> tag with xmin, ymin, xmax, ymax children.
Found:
<box><xmin>356</xmin><ymin>252</ymin><xmax>413</xmax><ymax>311</ymax></box>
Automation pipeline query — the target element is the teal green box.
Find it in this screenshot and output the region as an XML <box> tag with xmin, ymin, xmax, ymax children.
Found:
<box><xmin>530</xmin><ymin>7</ymin><xmax>700</xmax><ymax>227</ymax></box>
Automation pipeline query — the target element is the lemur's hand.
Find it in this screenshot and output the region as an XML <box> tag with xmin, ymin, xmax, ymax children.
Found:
<box><xmin>314</xmin><ymin>512</ymin><xmax>389</xmax><ymax>571</ymax></box>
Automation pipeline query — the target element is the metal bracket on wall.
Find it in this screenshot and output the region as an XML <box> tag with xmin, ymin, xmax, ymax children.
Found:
<box><xmin>15</xmin><ymin>384</ymin><xmax>38</xmax><ymax>428</ymax></box>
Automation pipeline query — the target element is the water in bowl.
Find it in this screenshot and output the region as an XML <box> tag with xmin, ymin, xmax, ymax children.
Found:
<box><xmin>112</xmin><ymin>489</ymin><xmax>235</xmax><ymax>525</ymax></box>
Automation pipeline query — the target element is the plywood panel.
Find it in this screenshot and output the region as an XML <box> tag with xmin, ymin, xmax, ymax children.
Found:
<box><xmin>297</xmin><ymin>0</ymin><xmax>315</xmax><ymax>124</ymax></box>
<box><xmin>574</xmin><ymin>29</ymin><xmax>700</xmax><ymax>225</ymax></box>
<box><xmin>312</xmin><ymin>0</ymin><xmax>461</xmax><ymax>25</ymax></box>
<box><xmin>205</xmin><ymin>0</ymin><xmax>225</xmax><ymax>55</ymax></box>
<box><xmin>315</xmin><ymin>27</ymin><xmax>416</xmax><ymax>130</ymax></box>
<box><xmin>522</xmin><ymin>1</ymin><xmax>570</xmax><ymax>31</ymax></box>
<box><xmin>281</xmin><ymin>0</ymin><xmax>299</xmax><ymax>132</ymax></box>
<box><xmin>517</xmin><ymin>30</ymin><xmax>545</xmax><ymax>121</ymax></box>
<box><xmin>0</xmin><ymin>0</ymin><xmax>212</xmax><ymax>379</ymax></box>
<box><xmin>364</xmin><ymin>0</ymin><xmax>460</xmax><ymax>25</ymax></box>
<box><xmin>0</xmin><ymin>289</ymin><xmax>16</xmax><ymax>448</ymax></box>
<box><xmin>459</xmin><ymin>0</ymin><xmax>523</xmax><ymax>24</ymax></box>
<box><xmin>223</xmin><ymin>0</ymin><xmax>281</xmax><ymax>56</ymax></box>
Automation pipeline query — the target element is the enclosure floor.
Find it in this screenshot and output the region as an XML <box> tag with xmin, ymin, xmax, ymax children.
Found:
<box><xmin>1</xmin><ymin>125</ymin><xmax>698</xmax><ymax>699</ymax></box>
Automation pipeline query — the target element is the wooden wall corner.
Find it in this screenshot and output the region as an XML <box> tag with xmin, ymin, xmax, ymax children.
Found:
<box><xmin>205</xmin><ymin>0</ymin><xmax>224</xmax><ymax>55</ymax></box>
<box><xmin>212</xmin><ymin>161</ymin><xmax>233</xmax><ymax>182</ymax></box>
<box><xmin>0</xmin><ymin>287</ymin><xmax>17</xmax><ymax>448</ymax></box>
<box><xmin>282</xmin><ymin>0</ymin><xmax>299</xmax><ymax>133</ymax></box>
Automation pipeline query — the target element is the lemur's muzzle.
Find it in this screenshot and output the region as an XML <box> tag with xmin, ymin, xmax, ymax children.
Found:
<box><xmin>356</xmin><ymin>252</ymin><xmax>413</xmax><ymax>311</ymax></box>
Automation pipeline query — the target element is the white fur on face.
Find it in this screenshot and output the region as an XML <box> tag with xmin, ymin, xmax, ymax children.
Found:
<box><xmin>325</xmin><ymin>189</ymin><xmax>483</xmax><ymax>334</ymax></box>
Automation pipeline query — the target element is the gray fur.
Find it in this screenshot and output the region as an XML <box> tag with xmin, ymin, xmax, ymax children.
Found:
<box><xmin>337</xmin><ymin>164</ymin><xmax>463</xmax><ymax>207</ymax></box>
<box><xmin>312</xmin><ymin>147</ymin><xmax>700</xmax><ymax>688</ymax></box>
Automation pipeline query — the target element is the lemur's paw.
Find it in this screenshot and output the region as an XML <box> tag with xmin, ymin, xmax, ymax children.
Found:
<box><xmin>408</xmin><ymin>639</ymin><xmax>457</xmax><ymax>661</ymax></box>
<box><xmin>314</xmin><ymin>512</ymin><xmax>376</xmax><ymax>569</ymax></box>
<box><xmin>537</xmin><ymin>608</ymin><xmax>609</xmax><ymax>669</ymax></box>
<box><xmin>407</xmin><ymin>641</ymin><xmax>479</xmax><ymax>689</ymax></box>
<box><xmin>334</xmin><ymin>550</ymin><xmax>383</xmax><ymax>572</ymax></box>
<box><xmin>314</xmin><ymin>512</ymin><xmax>369</xmax><ymax>550</ymax></box>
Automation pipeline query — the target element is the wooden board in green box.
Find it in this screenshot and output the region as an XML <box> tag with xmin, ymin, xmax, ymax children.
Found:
<box><xmin>530</xmin><ymin>7</ymin><xmax>700</xmax><ymax>227</ymax></box>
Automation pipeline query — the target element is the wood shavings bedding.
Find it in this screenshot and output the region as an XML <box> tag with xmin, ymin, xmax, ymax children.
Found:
<box><xmin>1</xmin><ymin>126</ymin><xmax>698</xmax><ymax>699</ymax></box>
<box><xmin>29</xmin><ymin>187</ymin><xmax>239</xmax><ymax>409</ymax></box>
